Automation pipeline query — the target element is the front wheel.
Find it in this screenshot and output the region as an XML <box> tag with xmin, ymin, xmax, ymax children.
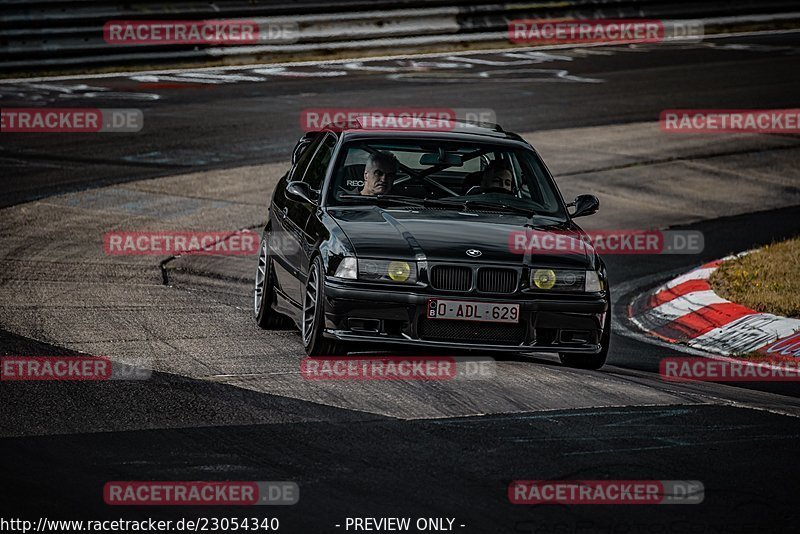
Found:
<box><xmin>302</xmin><ymin>256</ymin><xmax>347</xmax><ymax>356</ymax></box>
<box><xmin>254</xmin><ymin>233</ymin><xmax>291</xmax><ymax>329</ymax></box>
<box><xmin>559</xmin><ymin>309</ymin><xmax>610</xmax><ymax>370</ymax></box>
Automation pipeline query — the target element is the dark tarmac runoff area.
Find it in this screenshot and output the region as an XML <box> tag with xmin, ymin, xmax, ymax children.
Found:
<box><xmin>2</xmin><ymin>29</ymin><xmax>800</xmax><ymax>534</ymax></box>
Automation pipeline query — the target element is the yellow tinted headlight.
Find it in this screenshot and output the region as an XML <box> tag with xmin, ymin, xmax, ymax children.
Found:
<box><xmin>533</xmin><ymin>269</ymin><xmax>557</xmax><ymax>289</ymax></box>
<box><xmin>529</xmin><ymin>269</ymin><xmax>601</xmax><ymax>292</ymax></box>
<box><xmin>387</xmin><ymin>261</ymin><xmax>411</xmax><ymax>282</ymax></box>
<box><xmin>358</xmin><ymin>259</ymin><xmax>417</xmax><ymax>284</ymax></box>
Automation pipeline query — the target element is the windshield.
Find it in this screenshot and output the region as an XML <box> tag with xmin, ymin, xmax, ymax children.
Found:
<box><xmin>326</xmin><ymin>139</ymin><xmax>567</xmax><ymax>219</ymax></box>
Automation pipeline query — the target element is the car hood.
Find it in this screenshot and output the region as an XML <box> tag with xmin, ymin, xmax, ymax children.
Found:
<box><xmin>329</xmin><ymin>206</ymin><xmax>593</xmax><ymax>269</ymax></box>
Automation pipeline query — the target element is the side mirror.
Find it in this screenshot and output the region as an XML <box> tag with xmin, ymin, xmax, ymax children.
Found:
<box><xmin>286</xmin><ymin>181</ymin><xmax>318</xmax><ymax>204</ymax></box>
<box><xmin>292</xmin><ymin>133</ymin><xmax>316</xmax><ymax>165</ymax></box>
<box><xmin>569</xmin><ymin>194</ymin><xmax>599</xmax><ymax>218</ymax></box>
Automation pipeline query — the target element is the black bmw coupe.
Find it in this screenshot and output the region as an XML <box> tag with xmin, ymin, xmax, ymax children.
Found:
<box><xmin>254</xmin><ymin>121</ymin><xmax>610</xmax><ymax>369</ymax></box>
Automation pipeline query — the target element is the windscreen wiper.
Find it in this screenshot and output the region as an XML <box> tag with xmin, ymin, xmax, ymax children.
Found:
<box><xmin>339</xmin><ymin>194</ymin><xmax>470</xmax><ymax>210</ymax></box>
<box><xmin>337</xmin><ymin>194</ymin><xmax>426</xmax><ymax>208</ymax></box>
<box><xmin>436</xmin><ymin>198</ymin><xmax>539</xmax><ymax>217</ymax></box>
<box><xmin>337</xmin><ymin>194</ymin><xmax>535</xmax><ymax>215</ymax></box>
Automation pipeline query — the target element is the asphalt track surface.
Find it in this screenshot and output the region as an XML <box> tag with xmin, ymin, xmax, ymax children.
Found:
<box><xmin>2</xmin><ymin>32</ymin><xmax>800</xmax><ymax>533</ymax></box>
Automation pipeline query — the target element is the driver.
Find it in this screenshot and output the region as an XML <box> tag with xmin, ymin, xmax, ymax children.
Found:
<box><xmin>361</xmin><ymin>151</ymin><xmax>399</xmax><ymax>196</ymax></box>
<box><xmin>481</xmin><ymin>161</ymin><xmax>513</xmax><ymax>192</ymax></box>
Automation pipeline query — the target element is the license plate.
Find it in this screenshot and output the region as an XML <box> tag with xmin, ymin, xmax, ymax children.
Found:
<box><xmin>427</xmin><ymin>299</ymin><xmax>520</xmax><ymax>324</ymax></box>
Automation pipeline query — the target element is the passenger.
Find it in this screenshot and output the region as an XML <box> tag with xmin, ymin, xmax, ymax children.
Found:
<box><xmin>481</xmin><ymin>161</ymin><xmax>513</xmax><ymax>192</ymax></box>
<box><xmin>361</xmin><ymin>151</ymin><xmax>399</xmax><ymax>196</ymax></box>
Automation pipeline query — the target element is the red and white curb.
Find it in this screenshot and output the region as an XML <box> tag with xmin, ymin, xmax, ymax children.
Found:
<box><xmin>628</xmin><ymin>256</ymin><xmax>800</xmax><ymax>357</ymax></box>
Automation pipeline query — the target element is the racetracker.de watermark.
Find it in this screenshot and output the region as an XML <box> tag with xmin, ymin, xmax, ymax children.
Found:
<box><xmin>300</xmin><ymin>108</ymin><xmax>496</xmax><ymax>132</ymax></box>
<box><xmin>508</xmin><ymin>19</ymin><xmax>704</xmax><ymax>45</ymax></box>
<box><xmin>104</xmin><ymin>230</ymin><xmax>258</xmax><ymax>256</ymax></box>
<box><xmin>509</xmin><ymin>229</ymin><xmax>704</xmax><ymax>255</ymax></box>
<box><xmin>660</xmin><ymin>356</ymin><xmax>800</xmax><ymax>382</ymax></box>
<box><xmin>104</xmin><ymin>481</ymin><xmax>299</xmax><ymax>505</ymax></box>
<box><xmin>660</xmin><ymin>109</ymin><xmax>800</xmax><ymax>134</ymax></box>
<box><xmin>300</xmin><ymin>356</ymin><xmax>496</xmax><ymax>381</ymax></box>
<box><xmin>0</xmin><ymin>356</ymin><xmax>150</xmax><ymax>381</ymax></box>
<box><xmin>509</xmin><ymin>480</ymin><xmax>704</xmax><ymax>505</ymax></box>
<box><xmin>1</xmin><ymin>108</ymin><xmax>143</xmax><ymax>133</ymax></box>
<box><xmin>103</xmin><ymin>20</ymin><xmax>298</xmax><ymax>45</ymax></box>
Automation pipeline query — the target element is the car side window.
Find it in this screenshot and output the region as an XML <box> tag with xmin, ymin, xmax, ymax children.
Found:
<box><xmin>302</xmin><ymin>134</ymin><xmax>337</xmax><ymax>190</ymax></box>
<box><xmin>291</xmin><ymin>133</ymin><xmax>324</xmax><ymax>181</ymax></box>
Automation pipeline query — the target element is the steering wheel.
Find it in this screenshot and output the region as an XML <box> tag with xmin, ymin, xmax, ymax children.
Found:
<box><xmin>464</xmin><ymin>186</ymin><xmax>482</xmax><ymax>196</ymax></box>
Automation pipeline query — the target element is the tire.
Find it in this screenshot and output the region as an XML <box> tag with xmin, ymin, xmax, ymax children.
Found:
<box><xmin>559</xmin><ymin>308</ymin><xmax>611</xmax><ymax>370</ymax></box>
<box><xmin>254</xmin><ymin>232</ymin><xmax>292</xmax><ymax>329</ymax></box>
<box><xmin>302</xmin><ymin>256</ymin><xmax>348</xmax><ymax>356</ymax></box>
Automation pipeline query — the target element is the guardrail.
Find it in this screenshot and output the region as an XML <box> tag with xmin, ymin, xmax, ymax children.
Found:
<box><xmin>1</xmin><ymin>0</ymin><xmax>799</xmax><ymax>74</ymax></box>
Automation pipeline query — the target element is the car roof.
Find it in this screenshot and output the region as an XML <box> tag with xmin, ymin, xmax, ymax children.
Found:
<box><xmin>320</xmin><ymin>119</ymin><xmax>528</xmax><ymax>145</ymax></box>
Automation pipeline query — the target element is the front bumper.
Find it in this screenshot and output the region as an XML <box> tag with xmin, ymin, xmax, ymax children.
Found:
<box><xmin>322</xmin><ymin>278</ymin><xmax>608</xmax><ymax>353</ymax></box>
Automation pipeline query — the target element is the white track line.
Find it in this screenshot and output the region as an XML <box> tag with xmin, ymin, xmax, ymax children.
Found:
<box><xmin>2</xmin><ymin>27</ymin><xmax>799</xmax><ymax>84</ymax></box>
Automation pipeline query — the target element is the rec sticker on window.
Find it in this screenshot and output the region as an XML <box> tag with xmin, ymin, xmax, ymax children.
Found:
<box><xmin>428</xmin><ymin>299</ymin><xmax>520</xmax><ymax>323</ymax></box>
